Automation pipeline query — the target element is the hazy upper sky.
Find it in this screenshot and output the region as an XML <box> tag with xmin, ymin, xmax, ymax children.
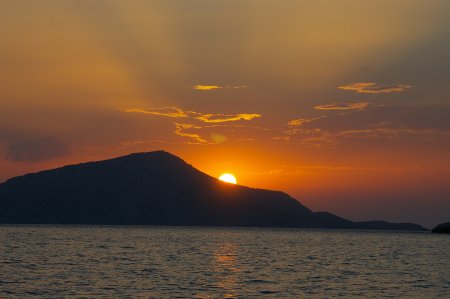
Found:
<box><xmin>1</xmin><ymin>0</ymin><xmax>449</xmax><ymax>228</ymax></box>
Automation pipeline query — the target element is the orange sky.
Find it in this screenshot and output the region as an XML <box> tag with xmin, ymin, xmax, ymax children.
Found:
<box><xmin>1</xmin><ymin>0</ymin><xmax>449</xmax><ymax>228</ymax></box>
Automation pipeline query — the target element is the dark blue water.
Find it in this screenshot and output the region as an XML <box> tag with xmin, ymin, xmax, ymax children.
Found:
<box><xmin>1</xmin><ymin>225</ymin><xmax>449</xmax><ymax>298</ymax></box>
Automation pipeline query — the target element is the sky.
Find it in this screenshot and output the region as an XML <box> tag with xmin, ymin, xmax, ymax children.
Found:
<box><xmin>1</xmin><ymin>0</ymin><xmax>449</xmax><ymax>228</ymax></box>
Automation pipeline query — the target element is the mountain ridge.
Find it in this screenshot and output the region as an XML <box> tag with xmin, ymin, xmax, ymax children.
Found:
<box><xmin>0</xmin><ymin>151</ymin><xmax>426</xmax><ymax>231</ymax></box>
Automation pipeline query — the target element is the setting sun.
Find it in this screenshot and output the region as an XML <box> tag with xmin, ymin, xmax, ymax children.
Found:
<box><xmin>219</xmin><ymin>173</ymin><xmax>237</xmax><ymax>184</ymax></box>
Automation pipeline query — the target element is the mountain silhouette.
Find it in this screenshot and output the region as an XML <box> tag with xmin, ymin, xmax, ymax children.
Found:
<box><xmin>0</xmin><ymin>151</ymin><xmax>425</xmax><ymax>230</ymax></box>
<box><xmin>432</xmin><ymin>222</ymin><xmax>450</xmax><ymax>234</ymax></box>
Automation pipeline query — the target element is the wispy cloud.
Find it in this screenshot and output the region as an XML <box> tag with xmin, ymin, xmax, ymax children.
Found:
<box><xmin>121</xmin><ymin>106</ymin><xmax>261</xmax><ymax>124</ymax></box>
<box><xmin>173</xmin><ymin>123</ymin><xmax>271</xmax><ymax>144</ymax></box>
<box><xmin>278</xmin><ymin>104</ymin><xmax>450</xmax><ymax>148</ymax></box>
<box><xmin>338</xmin><ymin>128</ymin><xmax>450</xmax><ymax>139</ymax></box>
<box><xmin>288</xmin><ymin>116</ymin><xmax>324</xmax><ymax>127</ymax></box>
<box><xmin>288</xmin><ymin>119</ymin><xmax>309</xmax><ymax>127</ymax></box>
<box><xmin>246</xmin><ymin>164</ymin><xmax>450</xmax><ymax>176</ymax></box>
<box><xmin>120</xmin><ymin>106</ymin><xmax>263</xmax><ymax>144</ymax></box>
<box><xmin>193</xmin><ymin>84</ymin><xmax>246</xmax><ymax>90</ymax></box>
<box><xmin>174</xmin><ymin>123</ymin><xmax>208</xmax><ymax>144</ymax></box>
<box><xmin>275</xmin><ymin>127</ymin><xmax>338</xmax><ymax>148</ymax></box>
<box><xmin>270</xmin><ymin>116</ymin><xmax>328</xmax><ymax>144</ymax></box>
<box><xmin>314</xmin><ymin>102</ymin><xmax>370</xmax><ymax>110</ymax></box>
<box><xmin>338</xmin><ymin>82</ymin><xmax>411</xmax><ymax>93</ymax></box>
<box><xmin>119</xmin><ymin>107</ymin><xmax>188</xmax><ymax>118</ymax></box>
<box><xmin>194</xmin><ymin>113</ymin><xmax>261</xmax><ymax>123</ymax></box>
<box><xmin>193</xmin><ymin>85</ymin><xmax>222</xmax><ymax>90</ymax></box>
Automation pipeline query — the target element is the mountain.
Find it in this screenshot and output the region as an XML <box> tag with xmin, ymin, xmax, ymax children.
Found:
<box><xmin>432</xmin><ymin>222</ymin><xmax>450</xmax><ymax>234</ymax></box>
<box><xmin>0</xmin><ymin>151</ymin><xmax>425</xmax><ymax>230</ymax></box>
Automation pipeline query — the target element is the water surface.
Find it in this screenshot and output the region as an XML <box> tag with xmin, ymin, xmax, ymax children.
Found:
<box><xmin>1</xmin><ymin>226</ymin><xmax>449</xmax><ymax>298</ymax></box>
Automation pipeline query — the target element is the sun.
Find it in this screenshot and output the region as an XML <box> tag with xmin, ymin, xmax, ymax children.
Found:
<box><xmin>219</xmin><ymin>173</ymin><xmax>237</xmax><ymax>184</ymax></box>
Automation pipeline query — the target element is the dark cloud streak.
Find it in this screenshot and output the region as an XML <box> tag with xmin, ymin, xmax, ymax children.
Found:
<box><xmin>5</xmin><ymin>137</ymin><xmax>70</xmax><ymax>162</ymax></box>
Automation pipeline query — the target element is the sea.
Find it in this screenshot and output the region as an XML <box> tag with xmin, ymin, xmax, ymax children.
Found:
<box><xmin>1</xmin><ymin>225</ymin><xmax>449</xmax><ymax>298</ymax></box>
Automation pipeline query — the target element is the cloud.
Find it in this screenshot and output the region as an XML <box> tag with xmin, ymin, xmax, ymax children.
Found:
<box><xmin>193</xmin><ymin>85</ymin><xmax>222</xmax><ymax>90</ymax></box>
<box><xmin>121</xmin><ymin>106</ymin><xmax>261</xmax><ymax>124</ymax></box>
<box><xmin>277</xmin><ymin>104</ymin><xmax>450</xmax><ymax>148</ymax></box>
<box><xmin>119</xmin><ymin>107</ymin><xmax>188</xmax><ymax>118</ymax></box>
<box><xmin>338</xmin><ymin>128</ymin><xmax>450</xmax><ymax>139</ymax></box>
<box><xmin>5</xmin><ymin>137</ymin><xmax>70</xmax><ymax>162</ymax></box>
<box><xmin>288</xmin><ymin>119</ymin><xmax>310</xmax><ymax>127</ymax></box>
<box><xmin>193</xmin><ymin>85</ymin><xmax>246</xmax><ymax>90</ymax></box>
<box><xmin>174</xmin><ymin>123</ymin><xmax>208</xmax><ymax>144</ymax></box>
<box><xmin>313</xmin><ymin>102</ymin><xmax>370</xmax><ymax>110</ymax></box>
<box><xmin>287</xmin><ymin>116</ymin><xmax>324</xmax><ymax>127</ymax></box>
<box><xmin>248</xmin><ymin>164</ymin><xmax>450</xmax><ymax>176</ymax></box>
<box><xmin>313</xmin><ymin>104</ymin><xmax>450</xmax><ymax>132</ymax></box>
<box><xmin>120</xmin><ymin>106</ymin><xmax>263</xmax><ymax>144</ymax></box>
<box><xmin>275</xmin><ymin>128</ymin><xmax>338</xmax><ymax>148</ymax></box>
<box><xmin>173</xmin><ymin>123</ymin><xmax>271</xmax><ymax>144</ymax></box>
<box><xmin>338</xmin><ymin>82</ymin><xmax>411</xmax><ymax>93</ymax></box>
<box><xmin>193</xmin><ymin>113</ymin><xmax>261</xmax><ymax>123</ymax></box>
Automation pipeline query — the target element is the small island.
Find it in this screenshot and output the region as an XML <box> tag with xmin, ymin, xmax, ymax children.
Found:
<box><xmin>0</xmin><ymin>151</ymin><xmax>426</xmax><ymax>231</ymax></box>
<box><xmin>432</xmin><ymin>222</ymin><xmax>450</xmax><ymax>234</ymax></box>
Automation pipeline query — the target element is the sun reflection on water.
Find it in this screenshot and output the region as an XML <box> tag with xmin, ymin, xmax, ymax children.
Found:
<box><xmin>213</xmin><ymin>242</ymin><xmax>240</xmax><ymax>298</ymax></box>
